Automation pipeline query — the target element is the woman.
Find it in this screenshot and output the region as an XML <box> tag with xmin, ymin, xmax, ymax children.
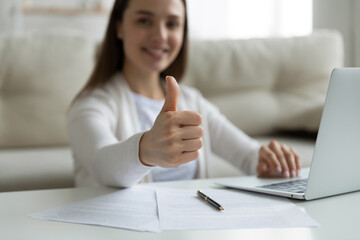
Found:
<box><xmin>68</xmin><ymin>0</ymin><xmax>300</xmax><ymax>188</ymax></box>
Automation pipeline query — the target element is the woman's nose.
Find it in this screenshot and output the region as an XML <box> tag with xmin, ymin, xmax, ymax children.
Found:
<box><xmin>152</xmin><ymin>23</ymin><xmax>168</xmax><ymax>41</ymax></box>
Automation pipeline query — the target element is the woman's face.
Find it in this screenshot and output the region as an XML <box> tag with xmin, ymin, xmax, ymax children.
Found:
<box><xmin>118</xmin><ymin>0</ymin><xmax>185</xmax><ymax>75</ymax></box>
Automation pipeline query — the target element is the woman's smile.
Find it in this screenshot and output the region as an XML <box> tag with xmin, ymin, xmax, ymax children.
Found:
<box><xmin>142</xmin><ymin>46</ymin><xmax>169</xmax><ymax>61</ymax></box>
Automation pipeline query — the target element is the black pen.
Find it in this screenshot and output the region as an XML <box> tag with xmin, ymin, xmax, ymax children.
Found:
<box><xmin>197</xmin><ymin>190</ymin><xmax>224</xmax><ymax>211</ymax></box>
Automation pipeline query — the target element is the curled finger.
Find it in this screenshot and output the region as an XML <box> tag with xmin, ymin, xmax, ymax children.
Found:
<box><xmin>182</xmin><ymin>138</ymin><xmax>203</xmax><ymax>152</ymax></box>
<box><xmin>259</xmin><ymin>145</ymin><xmax>282</xmax><ymax>176</ymax></box>
<box><xmin>281</xmin><ymin>144</ymin><xmax>297</xmax><ymax>177</ymax></box>
<box><xmin>268</xmin><ymin>140</ymin><xmax>289</xmax><ymax>177</ymax></box>
<box><xmin>290</xmin><ymin>147</ymin><xmax>301</xmax><ymax>174</ymax></box>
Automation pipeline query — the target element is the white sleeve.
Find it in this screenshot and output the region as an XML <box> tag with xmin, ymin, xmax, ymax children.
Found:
<box><xmin>200</xmin><ymin>97</ymin><xmax>261</xmax><ymax>175</ymax></box>
<box><xmin>67</xmin><ymin>95</ymin><xmax>153</xmax><ymax>188</ymax></box>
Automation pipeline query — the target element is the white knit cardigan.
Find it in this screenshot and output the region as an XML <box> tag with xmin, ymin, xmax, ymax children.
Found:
<box><xmin>67</xmin><ymin>73</ymin><xmax>260</xmax><ymax>188</ymax></box>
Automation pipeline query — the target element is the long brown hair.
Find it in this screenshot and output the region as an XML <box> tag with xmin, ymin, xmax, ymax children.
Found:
<box><xmin>74</xmin><ymin>0</ymin><xmax>188</xmax><ymax>100</ymax></box>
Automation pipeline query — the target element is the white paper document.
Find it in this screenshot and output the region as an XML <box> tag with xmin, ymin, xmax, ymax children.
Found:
<box><xmin>29</xmin><ymin>187</ymin><xmax>318</xmax><ymax>232</ymax></box>
<box><xmin>156</xmin><ymin>188</ymin><xmax>318</xmax><ymax>230</ymax></box>
<box><xmin>28</xmin><ymin>186</ymin><xmax>160</xmax><ymax>232</ymax></box>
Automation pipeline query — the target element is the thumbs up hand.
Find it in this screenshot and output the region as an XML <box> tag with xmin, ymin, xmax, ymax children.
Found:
<box><xmin>139</xmin><ymin>76</ymin><xmax>204</xmax><ymax>168</ymax></box>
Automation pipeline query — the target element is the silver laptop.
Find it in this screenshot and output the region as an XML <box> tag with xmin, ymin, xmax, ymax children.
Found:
<box><xmin>216</xmin><ymin>68</ymin><xmax>360</xmax><ymax>200</ymax></box>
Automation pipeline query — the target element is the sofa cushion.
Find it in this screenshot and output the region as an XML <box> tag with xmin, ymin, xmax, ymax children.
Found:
<box><xmin>183</xmin><ymin>30</ymin><xmax>344</xmax><ymax>135</ymax></box>
<box><xmin>0</xmin><ymin>32</ymin><xmax>96</xmax><ymax>147</ymax></box>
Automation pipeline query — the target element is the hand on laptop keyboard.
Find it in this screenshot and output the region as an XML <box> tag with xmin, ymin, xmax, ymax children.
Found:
<box><xmin>256</xmin><ymin>140</ymin><xmax>301</xmax><ymax>178</ymax></box>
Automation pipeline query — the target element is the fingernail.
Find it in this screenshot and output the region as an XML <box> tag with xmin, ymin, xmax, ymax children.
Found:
<box><xmin>291</xmin><ymin>170</ymin><xmax>296</xmax><ymax>177</ymax></box>
<box><xmin>276</xmin><ymin>166</ymin><xmax>282</xmax><ymax>173</ymax></box>
<box><xmin>284</xmin><ymin>171</ymin><xmax>290</xmax><ymax>178</ymax></box>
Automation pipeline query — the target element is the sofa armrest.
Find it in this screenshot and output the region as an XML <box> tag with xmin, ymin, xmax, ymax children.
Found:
<box><xmin>0</xmin><ymin>147</ymin><xmax>74</xmax><ymax>192</ymax></box>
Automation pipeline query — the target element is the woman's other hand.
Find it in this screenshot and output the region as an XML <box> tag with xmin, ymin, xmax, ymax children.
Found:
<box><xmin>257</xmin><ymin>140</ymin><xmax>301</xmax><ymax>178</ymax></box>
<box><xmin>139</xmin><ymin>76</ymin><xmax>203</xmax><ymax>168</ymax></box>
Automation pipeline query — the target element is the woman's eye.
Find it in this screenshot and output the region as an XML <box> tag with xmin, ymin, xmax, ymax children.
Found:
<box><xmin>138</xmin><ymin>18</ymin><xmax>151</xmax><ymax>26</ymax></box>
<box><xmin>167</xmin><ymin>21</ymin><xmax>180</xmax><ymax>29</ymax></box>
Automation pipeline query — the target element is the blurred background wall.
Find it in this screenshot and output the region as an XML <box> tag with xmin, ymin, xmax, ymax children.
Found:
<box><xmin>0</xmin><ymin>0</ymin><xmax>358</xmax><ymax>66</ymax></box>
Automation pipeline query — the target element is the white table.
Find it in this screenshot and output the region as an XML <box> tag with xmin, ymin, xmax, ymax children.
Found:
<box><xmin>1</xmin><ymin>177</ymin><xmax>359</xmax><ymax>240</ymax></box>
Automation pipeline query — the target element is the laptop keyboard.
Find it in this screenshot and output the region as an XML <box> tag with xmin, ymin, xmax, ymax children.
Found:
<box><xmin>257</xmin><ymin>179</ymin><xmax>308</xmax><ymax>193</ymax></box>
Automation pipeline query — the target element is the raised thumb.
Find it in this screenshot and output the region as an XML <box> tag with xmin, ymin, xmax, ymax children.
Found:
<box><xmin>161</xmin><ymin>76</ymin><xmax>179</xmax><ymax>112</ymax></box>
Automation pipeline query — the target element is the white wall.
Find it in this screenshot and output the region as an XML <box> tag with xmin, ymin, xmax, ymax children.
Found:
<box><xmin>313</xmin><ymin>0</ymin><xmax>359</xmax><ymax>67</ymax></box>
<box><xmin>187</xmin><ymin>0</ymin><xmax>312</xmax><ymax>40</ymax></box>
<box><xmin>0</xmin><ymin>0</ymin><xmax>23</xmax><ymax>35</ymax></box>
<box><xmin>187</xmin><ymin>0</ymin><xmax>228</xmax><ymax>39</ymax></box>
<box><xmin>2</xmin><ymin>0</ymin><xmax>313</xmax><ymax>41</ymax></box>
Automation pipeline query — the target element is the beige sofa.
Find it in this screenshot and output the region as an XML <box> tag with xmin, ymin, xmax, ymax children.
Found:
<box><xmin>0</xmin><ymin>30</ymin><xmax>343</xmax><ymax>192</ymax></box>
